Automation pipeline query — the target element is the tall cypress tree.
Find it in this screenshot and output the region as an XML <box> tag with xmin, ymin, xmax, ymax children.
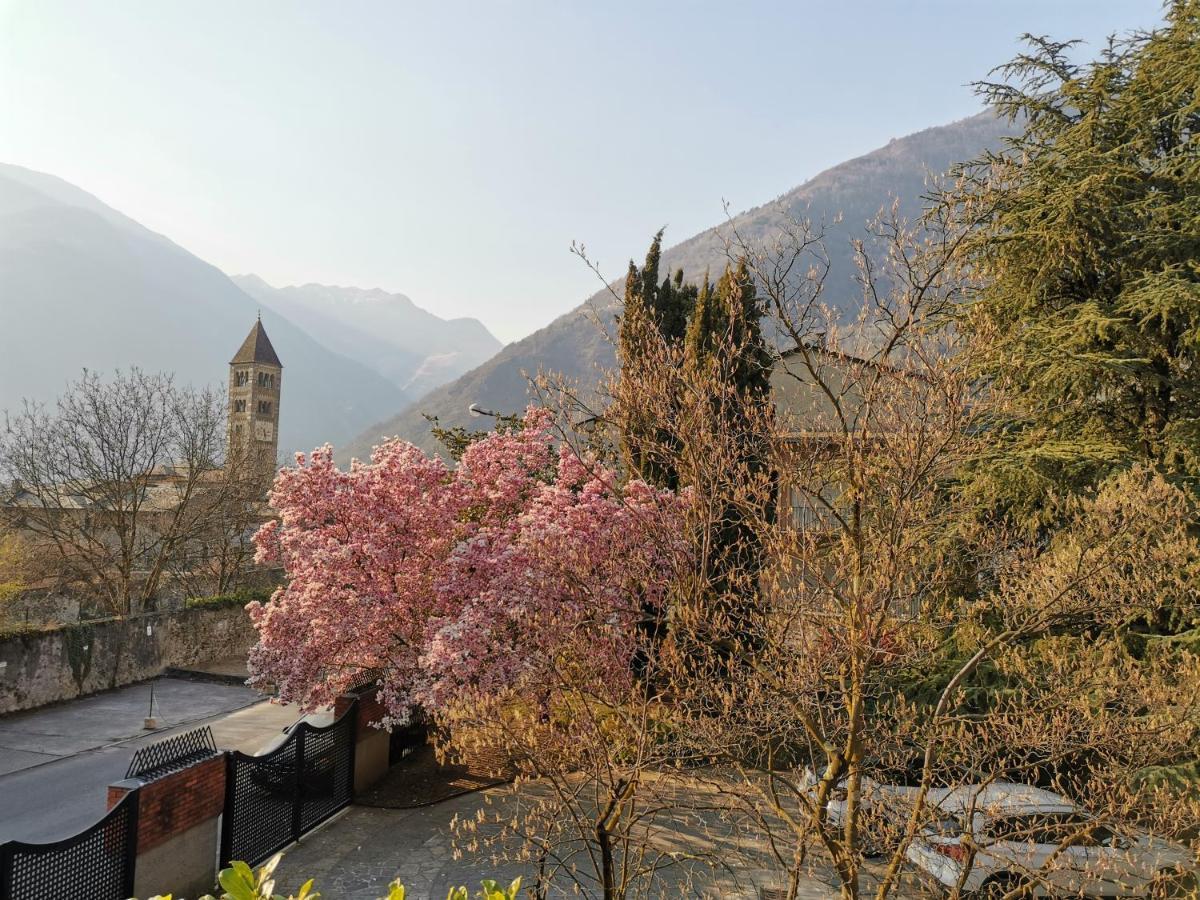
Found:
<box><xmin>619</xmin><ymin>230</ymin><xmax>693</xmax><ymax>351</ymax></box>
<box><xmin>683</xmin><ymin>260</ymin><xmax>775</xmax><ymax>655</ymax></box>
<box><xmin>685</xmin><ymin>260</ymin><xmax>773</xmax><ymax>403</ymax></box>
<box><xmin>617</xmin><ymin>230</ymin><xmax>696</xmax><ymax>490</ymax></box>
<box><xmin>617</xmin><ymin>238</ymin><xmax>776</xmax><ymax>667</ymax></box>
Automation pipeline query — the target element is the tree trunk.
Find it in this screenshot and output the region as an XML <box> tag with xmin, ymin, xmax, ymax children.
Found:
<box><xmin>597</xmin><ymin>818</ymin><xmax>616</xmax><ymax>900</ymax></box>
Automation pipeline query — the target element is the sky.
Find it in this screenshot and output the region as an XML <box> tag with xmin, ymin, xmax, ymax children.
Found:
<box><xmin>0</xmin><ymin>1</ymin><xmax>1164</xmax><ymax>344</ymax></box>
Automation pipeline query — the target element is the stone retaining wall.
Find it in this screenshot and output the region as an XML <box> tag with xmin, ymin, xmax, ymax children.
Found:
<box><xmin>0</xmin><ymin>604</ymin><xmax>255</xmax><ymax>714</ymax></box>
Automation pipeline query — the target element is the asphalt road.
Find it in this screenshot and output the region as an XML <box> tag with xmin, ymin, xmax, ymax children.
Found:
<box><xmin>0</xmin><ymin>676</ymin><xmax>300</xmax><ymax>843</ymax></box>
<box><xmin>0</xmin><ymin>741</ymin><xmax>137</xmax><ymax>842</ymax></box>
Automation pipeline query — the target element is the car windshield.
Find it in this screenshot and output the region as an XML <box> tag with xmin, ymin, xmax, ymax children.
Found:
<box><xmin>923</xmin><ymin>813</ymin><xmax>964</xmax><ymax>837</ymax></box>
<box><xmin>983</xmin><ymin>812</ymin><xmax>1115</xmax><ymax>846</ymax></box>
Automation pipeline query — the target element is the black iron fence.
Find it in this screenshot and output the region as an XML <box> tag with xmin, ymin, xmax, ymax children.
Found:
<box><xmin>0</xmin><ymin>789</ymin><xmax>138</xmax><ymax>900</ymax></box>
<box><xmin>220</xmin><ymin>699</ymin><xmax>358</xmax><ymax>868</ymax></box>
<box><xmin>126</xmin><ymin>726</ymin><xmax>218</xmax><ymax>781</ymax></box>
<box><xmin>1</xmin><ymin>699</ymin><xmax>365</xmax><ymax>899</ymax></box>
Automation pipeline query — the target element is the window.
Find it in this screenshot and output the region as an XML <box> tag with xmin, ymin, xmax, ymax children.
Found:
<box><xmin>257</xmin><ymin>401</ymin><xmax>272</xmax><ymax>416</ymax></box>
<box><xmin>257</xmin><ymin>371</ymin><xmax>277</xmax><ymax>388</ymax></box>
<box><xmin>924</xmin><ymin>814</ymin><xmax>964</xmax><ymax>838</ymax></box>
<box><xmin>235</xmin><ymin>370</ymin><xmax>249</xmax><ymax>387</ymax></box>
<box><xmin>983</xmin><ymin>813</ymin><xmax>1111</xmax><ymax>846</ymax></box>
<box><xmin>234</xmin><ymin>399</ymin><xmax>246</xmax><ymax>413</ymax></box>
<box><xmin>787</xmin><ymin>484</ymin><xmax>842</xmax><ymax>531</ymax></box>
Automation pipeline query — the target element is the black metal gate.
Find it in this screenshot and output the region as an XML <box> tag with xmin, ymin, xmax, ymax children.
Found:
<box><xmin>220</xmin><ymin>700</ymin><xmax>357</xmax><ymax>867</ymax></box>
<box><xmin>0</xmin><ymin>789</ymin><xmax>138</xmax><ymax>900</ymax></box>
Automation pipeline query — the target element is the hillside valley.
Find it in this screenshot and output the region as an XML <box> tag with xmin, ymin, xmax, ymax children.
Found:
<box><xmin>0</xmin><ymin>164</ymin><xmax>494</xmax><ymax>457</ymax></box>
<box><xmin>233</xmin><ymin>277</ymin><xmax>501</xmax><ymax>399</ymax></box>
<box><xmin>342</xmin><ymin>110</ymin><xmax>1015</xmax><ymax>461</ymax></box>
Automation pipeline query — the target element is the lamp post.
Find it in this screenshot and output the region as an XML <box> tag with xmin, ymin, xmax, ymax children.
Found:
<box><xmin>468</xmin><ymin>403</ymin><xmax>503</xmax><ymax>419</ymax></box>
<box><xmin>144</xmin><ymin>623</ymin><xmax>157</xmax><ymax>730</ymax></box>
<box><xmin>144</xmin><ymin>680</ymin><xmax>157</xmax><ymax>730</ymax></box>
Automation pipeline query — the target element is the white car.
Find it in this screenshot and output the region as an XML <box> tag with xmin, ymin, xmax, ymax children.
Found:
<box><xmin>906</xmin><ymin>782</ymin><xmax>1198</xmax><ymax>898</ymax></box>
<box><xmin>800</xmin><ymin>767</ymin><xmax>926</xmax><ymax>854</ymax></box>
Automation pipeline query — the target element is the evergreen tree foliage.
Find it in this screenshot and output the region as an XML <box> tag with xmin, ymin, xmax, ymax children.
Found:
<box><xmin>620</xmin><ymin>229</ymin><xmax>694</xmax><ymax>349</ymax></box>
<box><xmin>684</xmin><ymin>260</ymin><xmax>773</xmax><ymax>404</ymax></box>
<box><xmin>681</xmin><ymin>260</ymin><xmax>775</xmax><ymax>653</ymax></box>
<box><xmin>951</xmin><ymin>1</ymin><xmax>1200</xmax><ymax>524</ymax></box>
<box><xmin>617</xmin><ymin>230</ymin><xmax>697</xmax><ymax>490</ymax></box>
<box><xmin>934</xmin><ymin>5</ymin><xmax>1200</xmax><ymax>792</ymax></box>
<box><xmin>617</xmin><ymin>233</ymin><xmax>775</xmax><ymax>659</ymax></box>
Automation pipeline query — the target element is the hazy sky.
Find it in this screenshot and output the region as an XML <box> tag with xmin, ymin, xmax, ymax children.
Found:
<box><xmin>1</xmin><ymin>1</ymin><xmax>1163</xmax><ymax>343</ymax></box>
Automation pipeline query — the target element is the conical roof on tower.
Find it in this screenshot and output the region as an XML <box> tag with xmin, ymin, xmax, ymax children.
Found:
<box><xmin>230</xmin><ymin>317</ymin><xmax>283</xmax><ymax>367</ymax></box>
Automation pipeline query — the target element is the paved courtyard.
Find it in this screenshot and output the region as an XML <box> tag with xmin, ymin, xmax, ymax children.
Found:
<box><xmin>273</xmin><ymin>780</ymin><xmax>929</xmax><ymax>899</ymax></box>
<box><xmin>0</xmin><ymin>676</ymin><xmax>262</xmax><ymax>777</ymax></box>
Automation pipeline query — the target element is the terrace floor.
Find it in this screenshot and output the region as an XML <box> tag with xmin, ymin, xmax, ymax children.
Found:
<box><xmin>274</xmin><ymin>779</ymin><xmax>933</xmax><ymax>899</ymax></box>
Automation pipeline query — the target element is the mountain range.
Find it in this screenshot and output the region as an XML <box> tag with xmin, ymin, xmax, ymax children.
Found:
<box><xmin>0</xmin><ymin>163</ymin><xmax>498</xmax><ymax>457</ymax></box>
<box><xmin>340</xmin><ymin>110</ymin><xmax>1015</xmax><ymax>461</ymax></box>
<box><xmin>2</xmin><ymin>110</ymin><xmax>1013</xmax><ymax>465</ymax></box>
<box><xmin>232</xmin><ymin>276</ymin><xmax>501</xmax><ymax>400</ymax></box>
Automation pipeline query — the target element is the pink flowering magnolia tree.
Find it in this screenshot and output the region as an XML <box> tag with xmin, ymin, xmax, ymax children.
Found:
<box><xmin>248</xmin><ymin>407</ymin><xmax>689</xmax><ymax>723</ymax></box>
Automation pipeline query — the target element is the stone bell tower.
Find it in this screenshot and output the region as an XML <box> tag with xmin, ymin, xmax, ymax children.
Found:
<box><xmin>228</xmin><ymin>316</ymin><xmax>282</xmax><ymax>479</ymax></box>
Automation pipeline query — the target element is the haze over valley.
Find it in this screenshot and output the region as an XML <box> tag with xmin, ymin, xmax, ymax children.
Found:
<box><xmin>343</xmin><ymin>111</ymin><xmax>1014</xmax><ymax>459</ymax></box>
<box><xmin>0</xmin><ymin>162</ymin><xmax>500</xmax><ymax>456</ymax></box>
<box><xmin>4</xmin><ymin>112</ymin><xmax>1012</xmax><ymax>462</ymax></box>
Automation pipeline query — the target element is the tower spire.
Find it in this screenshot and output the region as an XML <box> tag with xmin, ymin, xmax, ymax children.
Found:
<box><xmin>228</xmin><ymin>318</ymin><xmax>283</xmax><ymax>484</ymax></box>
<box><xmin>230</xmin><ymin>318</ymin><xmax>282</xmax><ymax>367</ymax></box>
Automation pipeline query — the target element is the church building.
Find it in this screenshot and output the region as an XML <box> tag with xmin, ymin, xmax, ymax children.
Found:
<box><xmin>227</xmin><ymin>316</ymin><xmax>283</xmax><ymax>479</ymax></box>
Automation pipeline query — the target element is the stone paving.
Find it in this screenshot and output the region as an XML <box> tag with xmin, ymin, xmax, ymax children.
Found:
<box><xmin>276</xmin><ymin>799</ymin><xmax>529</xmax><ymax>900</ymax></box>
<box><xmin>272</xmin><ymin>781</ymin><xmax>905</xmax><ymax>899</ymax></box>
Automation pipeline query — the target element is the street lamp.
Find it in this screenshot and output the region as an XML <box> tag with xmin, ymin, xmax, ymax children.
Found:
<box><xmin>468</xmin><ymin>403</ymin><xmax>503</xmax><ymax>419</ymax></box>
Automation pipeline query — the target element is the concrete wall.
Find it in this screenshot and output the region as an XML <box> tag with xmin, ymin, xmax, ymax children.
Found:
<box><xmin>354</xmin><ymin>729</ymin><xmax>391</xmax><ymax>794</ymax></box>
<box><xmin>334</xmin><ymin>687</ymin><xmax>392</xmax><ymax>794</ymax></box>
<box><xmin>133</xmin><ymin>816</ymin><xmax>221</xmax><ymax>900</ymax></box>
<box><xmin>0</xmin><ymin>605</ymin><xmax>255</xmax><ymax>714</ymax></box>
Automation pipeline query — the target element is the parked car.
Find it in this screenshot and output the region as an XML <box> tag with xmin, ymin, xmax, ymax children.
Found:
<box><xmin>802</xmin><ymin>771</ymin><xmax>1197</xmax><ymax>897</ymax></box>
<box><xmin>906</xmin><ymin>782</ymin><xmax>1198</xmax><ymax>898</ymax></box>
<box><xmin>800</xmin><ymin>767</ymin><xmax>923</xmax><ymax>856</ymax></box>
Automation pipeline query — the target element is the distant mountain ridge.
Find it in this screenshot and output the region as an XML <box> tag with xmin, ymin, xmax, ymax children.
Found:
<box><xmin>232</xmin><ymin>276</ymin><xmax>502</xmax><ymax>399</ymax></box>
<box><xmin>342</xmin><ymin>110</ymin><xmax>1016</xmax><ymax>461</ymax></box>
<box><xmin>0</xmin><ymin>164</ymin><xmax>410</xmax><ymax>456</ymax></box>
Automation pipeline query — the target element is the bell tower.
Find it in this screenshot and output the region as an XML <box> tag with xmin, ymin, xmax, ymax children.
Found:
<box><xmin>228</xmin><ymin>316</ymin><xmax>282</xmax><ymax>479</ymax></box>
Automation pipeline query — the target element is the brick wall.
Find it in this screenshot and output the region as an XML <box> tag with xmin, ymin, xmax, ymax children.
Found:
<box><xmin>108</xmin><ymin>753</ymin><xmax>228</xmax><ymax>898</ymax></box>
<box><xmin>334</xmin><ymin>686</ymin><xmax>388</xmax><ymax>732</ymax></box>
<box><xmin>107</xmin><ymin>754</ymin><xmax>226</xmax><ymax>853</ymax></box>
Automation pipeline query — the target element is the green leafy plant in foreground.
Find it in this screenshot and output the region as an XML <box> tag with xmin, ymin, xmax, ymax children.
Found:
<box><xmin>143</xmin><ymin>854</ymin><xmax>522</xmax><ymax>900</ymax></box>
<box><xmin>145</xmin><ymin>854</ymin><xmax>315</xmax><ymax>900</ymax></box>
<box><xmin>383</xmin><ymin>875</ymin><xmax>523</xmax><ymax>900</ymax></box>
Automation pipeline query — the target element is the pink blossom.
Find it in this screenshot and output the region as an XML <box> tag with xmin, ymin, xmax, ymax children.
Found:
<box><xmin>247</xmin><ymin>407</ymin><xmax>689</xmax><ymax>721</ymax></box>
